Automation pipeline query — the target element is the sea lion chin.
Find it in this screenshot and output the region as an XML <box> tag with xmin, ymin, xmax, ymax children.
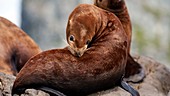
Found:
<box><xmin>67</xmin><ymin>45</ymin><xmax>88</xmax><ymax>57</ymax></box>
<box><xmin>12</xmin><ymin>4</ymin><xmax>139</xmax><ymax>96</ymax></box>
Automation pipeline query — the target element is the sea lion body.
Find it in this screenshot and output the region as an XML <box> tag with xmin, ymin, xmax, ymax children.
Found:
<box><xmin>94</xmin><ymin>0</ymin><xmax>145</xmax><ymax>81</ymax></box>
<box><xmin>12</xmin><ymin>4</ymin><xmax>129</xmax><ymax>96</ymax></box>
<box><xmin>0</xmin><ymin>17</ymin><xmax>41</xmax><ymax>75</ymax></box>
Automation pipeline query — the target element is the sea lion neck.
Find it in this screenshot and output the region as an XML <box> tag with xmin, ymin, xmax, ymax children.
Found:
<box><xmin>92</xmin><ymin>9</ymin><xmax>113</xmax><ymax>43</ymax></box>
<box><xmin>94</xmin><ymin>0</ymin><xmax>132</xmax><ymax>52</ymax></box>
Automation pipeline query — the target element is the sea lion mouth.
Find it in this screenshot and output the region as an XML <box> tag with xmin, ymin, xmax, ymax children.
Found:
<box><xmin>67</xmin><ymin>45</ymin><xmax>88</xmax><ymax>57</ymax></box>
<box><xmin>73</xmin><ymin>50</ymin><xmax>86</xmax><ymax>57</ymax></box>
<box><xmin>75</xmin><ymin>51</ymin><xmax>83</xmax><ymax>57</ymax></box>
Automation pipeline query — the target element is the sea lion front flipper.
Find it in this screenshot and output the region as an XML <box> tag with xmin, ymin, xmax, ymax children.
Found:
<box><xmin>39</xmin><ymin>86</ymin><xmax>66</xmax><ymax>96</ymax></box>
<box><xmin>120</xmin><ymin>80</ymin><xmax>140</xmax><ymax>96</ymax></box>
<box><xmin>124</xmin><ymin>54</ymin><xmax>145</xmax><ymax>83</ymax></box>
<box><xmin>12</xmin><ymin>86</ymin><xmax>67</xmax><ymax>96</ymax></box>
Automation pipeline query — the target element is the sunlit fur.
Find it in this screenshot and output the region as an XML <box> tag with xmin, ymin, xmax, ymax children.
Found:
<box><xmin>0</xmin><ymin>17</ymin><xmax>41</xmax><ymax>75</ymax></box>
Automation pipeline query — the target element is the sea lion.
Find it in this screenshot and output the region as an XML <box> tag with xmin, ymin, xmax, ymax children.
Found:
<box><xmin>94</xmin><ymin>0</ymin><xmax>145</xmax><ymax>82</ymax></box>
<box><xmin>12</xmin><ymin>4</ymin><xmax>139</xmax><ymax>96</ymax></box>
<box><xmin>0</xmin><ymin>17</ymin><xmax>41</xmax><ymax>75</ymax></box>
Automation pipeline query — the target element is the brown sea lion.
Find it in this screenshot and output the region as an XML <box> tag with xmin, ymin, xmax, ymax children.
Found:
<box><xmin>94</xmin><ymin>0</ymin><xmax>145</xmax><ymax>82</ymax></box>
<box><xmin>0</xmin><ymin>17</ymin><xmax>41</xmax><ymax>75</ymax></box>
<box><xmin>12</xmin><ymin>4</ymin><xmax>139</xmax><ymax>96</ymax></box>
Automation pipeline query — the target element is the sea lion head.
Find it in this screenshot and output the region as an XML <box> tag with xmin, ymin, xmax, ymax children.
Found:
<box><xmin>94</xmin><ymin>0</ymin><xmax>125</xmax><ymax>10</ymax></box>
<box><xmin>94</xmin><ymin>0</ymin><xmax>109</xmax><ymax>8</ymax></box>
<box><xmin>66</xmin><ymin>5</ymin><xmax>100</xmax><ymax>57</ymax></box>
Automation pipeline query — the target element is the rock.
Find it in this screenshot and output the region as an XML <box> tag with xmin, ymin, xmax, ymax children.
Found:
<box><xmin>0</xmin><ymin>55</ymin><xmax>170</xmax><ymax>96</ymax></box>
<box><xmin>0</xmin><ymin>72</ymin><xmax>15</xmax><ymax>96</ymax></box>
<box><xmin>13</xmin><ymin>89</ymin><xmax>50</xmax><ymax>96</ymax></box>
<box><xmin>90</xmin><ymin>55</ymin><xmax>170</xmax><ymax>96</ymax></box>
<box><xmin>0</xmin><ymin>73</ymin><xmax>49</xmax><ymax>96</ymax></box>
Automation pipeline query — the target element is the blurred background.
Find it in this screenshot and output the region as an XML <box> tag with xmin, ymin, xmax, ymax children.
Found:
<box><xmin>0</xmin><ymin>0</ymin><xmax>169</xmax><ymax>67</ymax></box>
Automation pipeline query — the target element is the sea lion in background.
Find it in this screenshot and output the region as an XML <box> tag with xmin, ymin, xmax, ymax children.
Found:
<box><xmin>12</xmin><ymin>4</ymin><xmax>139</xmax><ymax>96</ymax></box>
<box><xmin>94</xmin><ymin>0</ymin><xmax>145</xmax><ymax>82</ymax></box>
<box><xmin>0</xmin><ymin>17</ymin><xmax>41</xmax><ymax>75</ymax></box>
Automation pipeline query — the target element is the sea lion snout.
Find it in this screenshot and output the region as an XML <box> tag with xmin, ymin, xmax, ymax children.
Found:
<box><xmin>68</xmin><ymin>45</ymin><xmax>87</xmax><ymax>57</ymax></box>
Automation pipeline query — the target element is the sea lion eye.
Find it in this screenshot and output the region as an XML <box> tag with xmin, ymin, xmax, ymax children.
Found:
<box><xmin>86</xmin><ymin>40</ymin><xmax>90</xmax><ymax>45</ymax></box>
<box><xmin>69</xmin><ymin>35</ymin><xmax>74</xmax><ymax>42</ymax></box>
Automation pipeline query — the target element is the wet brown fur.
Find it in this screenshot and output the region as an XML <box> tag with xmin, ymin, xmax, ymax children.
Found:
<box><xmin>0</xmin><ymin>17</ymin><xmax>41</xmax><ymax>75</ymax></box>
<box><xmin>12</xmin><ymin>4</ymin><xmax>129</xmax><ymax>96</ymax></box>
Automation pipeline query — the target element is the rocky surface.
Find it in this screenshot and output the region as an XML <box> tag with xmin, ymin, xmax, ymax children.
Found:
<box><xmin>0</xmin><ymin>73</ymin><xmax>15</xmax><ymax>96</ymax></box>
<box><xmin>0</xmin><ymin>55</ymin><xmax>170</xmax><ymax>96</ymax></box>
<box><xmin>90</xmin><ymin>55</ymin><xmax>170</xmax><ymax>96</ymax></box>
<box><xmin>0</xmin><ymin>73</ymin><xmax>49</xmax><ymax>96</ymax></box>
